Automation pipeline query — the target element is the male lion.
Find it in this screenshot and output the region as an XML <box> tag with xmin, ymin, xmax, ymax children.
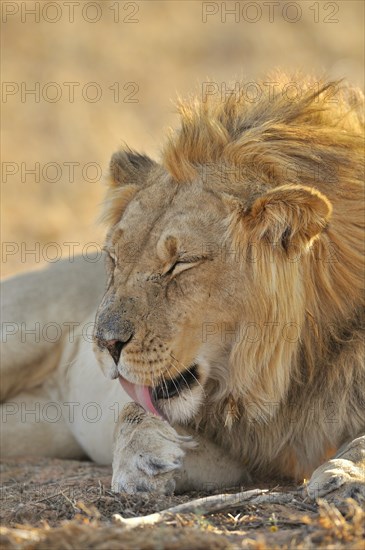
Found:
<box><xmin>1</xmin><ymin>74</ymin><xmax>364</xmax><ymax>500</ymax></box>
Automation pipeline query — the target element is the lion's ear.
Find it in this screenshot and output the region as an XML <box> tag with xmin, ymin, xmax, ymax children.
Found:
<box><xmin>109</xmin><ymin>149</ymin><xmax>157</xmax><ymax>187</ymax></box>
<box><xmin>101</xmin><ymin>149</ymin><xmax>157</xmax><ymax>226</ymax></box>
<box><xmin>243</xmin><ymin>185</ymin><xmax>332</xmax><ymax>251</ymax></box>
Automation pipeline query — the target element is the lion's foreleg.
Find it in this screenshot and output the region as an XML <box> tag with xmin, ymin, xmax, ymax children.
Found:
<box><xmin>111</xmin><ymin>403</ymin><xmax>247</xmax><ymax>494</ymax></box>
<box><xmin>174</xmin><ymin>428</ymin><xmax>249</xmax><ymax>493</ymax></box>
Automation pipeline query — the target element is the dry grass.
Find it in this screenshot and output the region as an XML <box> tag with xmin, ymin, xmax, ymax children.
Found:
<box><xmin>1</xmin><ymin>458</ymin><xmax>364</xmax><ymax>549</ymax></box>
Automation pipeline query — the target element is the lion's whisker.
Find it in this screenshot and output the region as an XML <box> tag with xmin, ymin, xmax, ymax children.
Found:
<box><xmin>169</xmin><ymin>353</ymin><xmax>205</xmax><ymax>396</ymax></box>
<box><xmin>165</xmin><ymin>365</ymin><xmax>182</xmax><ymax>400</ymax></box>
<box><xmin>168</xmin><ymin>362</ymin><xmax>195</xmax><ymax>403</ymax></box>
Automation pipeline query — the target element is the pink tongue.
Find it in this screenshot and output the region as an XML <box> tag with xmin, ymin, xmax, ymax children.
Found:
<box><xmin>118</xmin><ymin>376</ymin><xmax>162</xmax><ymax>417</ymax></box>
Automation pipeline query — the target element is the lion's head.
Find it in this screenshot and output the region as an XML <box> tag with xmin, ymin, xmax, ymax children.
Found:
<box><xmin>93</xmin><ymin>75</ymin><xmax>364</xmax><ymax>427</ymax></box>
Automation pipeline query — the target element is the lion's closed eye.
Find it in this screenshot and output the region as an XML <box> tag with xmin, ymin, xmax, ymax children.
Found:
<box><xmin>163</xmin><ymin>257</ymin><xmax>205</xmax><ymax>278</ymax></box>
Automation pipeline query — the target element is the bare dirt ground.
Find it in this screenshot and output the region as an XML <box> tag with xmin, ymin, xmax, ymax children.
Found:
<box><xmin>1</xmin><ymin>457</ymin><xmax>364</xmax><ymax>549</ymax></box>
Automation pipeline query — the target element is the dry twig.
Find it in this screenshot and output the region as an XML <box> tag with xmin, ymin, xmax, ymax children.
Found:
<box><xmin>113</xmin><ymin>488</ymin><xmax>295</xmax><ymax>528</ymax></box>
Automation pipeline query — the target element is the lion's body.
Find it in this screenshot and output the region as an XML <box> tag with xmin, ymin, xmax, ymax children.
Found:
<box><xmin>0</xmin><ymin>257</ymin><xmax>121</xmax><ymax>463</ymax></box>
<box><xmin>1</xmin><ymin>74</ymin><xmax>364</xmax><ymax>494</ymax></box>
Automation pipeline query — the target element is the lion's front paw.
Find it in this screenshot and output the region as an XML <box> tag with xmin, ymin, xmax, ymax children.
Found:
<box><xmin>306</xmin><ymin>436</ymin><xmax>365</xmax><ymax>503</ymax></box>
<box><xmin>111</xmin><ymin>402</ymin><xmax>194</xmax><ymax>494</ymax></box>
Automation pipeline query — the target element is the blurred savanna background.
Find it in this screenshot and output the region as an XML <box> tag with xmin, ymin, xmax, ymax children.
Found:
<box><xmin>1</xmin><ymin>0</ymin><xmax>364</xmax><ymax>278</ymax></box>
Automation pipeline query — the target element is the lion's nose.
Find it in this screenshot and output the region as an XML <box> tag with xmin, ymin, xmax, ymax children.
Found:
<box><xmin>102</xmin><ymin>334</ymin><xmax>133</xmax><ymax>366</ymax></box>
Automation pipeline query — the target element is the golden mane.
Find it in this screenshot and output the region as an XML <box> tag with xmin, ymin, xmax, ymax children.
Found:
<box><xmin>163</xmin><ymin>74</ymin><xmax>364</xmax><ymax>416</ymax></box>
<box><xmin>163</xmin><ymin>73</ymin><xmax>363</xmax><ymax>186</ymax></box>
